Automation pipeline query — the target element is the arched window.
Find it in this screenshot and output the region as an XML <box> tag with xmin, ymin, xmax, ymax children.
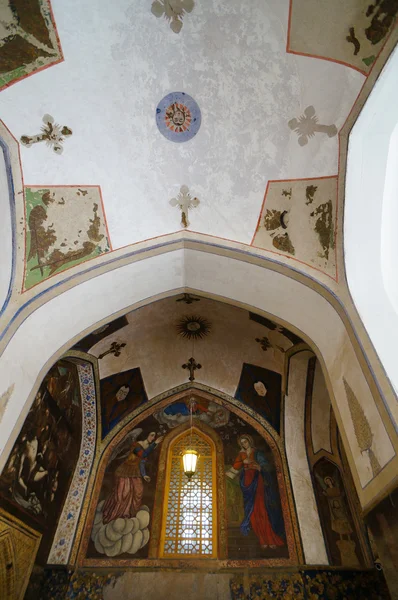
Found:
<box><xmin>159</xmin><ymin>428</ymin><xmax>217</xmax><ymax>558</ymax></box>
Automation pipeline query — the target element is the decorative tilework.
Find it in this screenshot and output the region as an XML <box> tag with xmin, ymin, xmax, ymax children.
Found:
<box><xmin>48</xmin><ymin>363</ymin><xmax>97</xmax><ymax>564</ymax></box>
<box><xmin>229</xmin><ymin>569</ymin><xmax>390</xmax><ymax>600</ymax></box>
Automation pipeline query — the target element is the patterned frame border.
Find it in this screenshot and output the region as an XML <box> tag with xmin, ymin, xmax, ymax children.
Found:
<box><xmin>77</xmin><ymin>386</ymin><xmax>302</xmax><ymax>568</ymax></box>
<box><xmin>48</xmin><ymin>361</ymin><xmax>97</xmax><ymax>564</ymax></box>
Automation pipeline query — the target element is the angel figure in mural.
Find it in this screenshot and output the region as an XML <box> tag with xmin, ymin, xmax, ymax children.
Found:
<box><xmin>102</xmin><ymin>429</ymin><xmax>164</xmax><ymax>523</ymax></box>
<box><xmin>91</xmin><ymin>429</ymin><xmax>164</xmax><ymax>557</ymax></box>
<box><xmin>226</xmin><ymin>435</ymin><xmax>285</xmax><ymax>549</ymax></box>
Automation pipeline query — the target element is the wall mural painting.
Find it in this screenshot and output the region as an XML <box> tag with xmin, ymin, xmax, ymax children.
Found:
<box><xmin>235</xmin><ymin>363</ymin><xmax>282</xmax><ymax>434</ymax></box>
<box><xmin>100</xmin><ymin>368</ymin><xmax>148</xmax><ymax>439</ymax></box>
<box><xmin>89</xmin><ymin>415</ymin><xmax>164</xmax><ymax>559</ymax></box>
<box><xmin>0</xmin><ymin>360</ymin><xmax>81</xmax><ymax>562</ymax></box>
<box><xmin>313</xmin><ymin>459</ymin><xmax>362</xmax><ymax>567</ymax></box>
<box><xmin>252</xmin><ymin>177</ymin><xmax>337</xmax><ymax>277</ymax></box>
<box><xmin>156</xmin><ymin>397</ymin><xmax>287</xmax><ymax>560</ymax></box>
<box><xmin>225</xmin><ymin>430</ymin><xmax>287</xmax><ymax>560</ymax></box>
<box><xmin>24</xmin><ymin>186</ymin><xmax>111</xmax><ymax>290</ymax></box>
<box><xmin>0</xmin><ymin>0</ymin><xmax>63</xmax><ymax>91</ymax></box>
<box><xmin>89</xmin><ymin>398</ymin><xmax>288</xmax><ymax>561</ymax></box>
<box><xmin>288</xmin><ymin>0</ymin><xmax>397</xmax><ymax>74</ymax></box>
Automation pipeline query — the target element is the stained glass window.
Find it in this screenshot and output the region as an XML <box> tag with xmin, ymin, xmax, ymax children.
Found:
<box><xmin>160</xmin><ymin>429</ymin><xmax>217</xmax><ymax>557</ymax></box>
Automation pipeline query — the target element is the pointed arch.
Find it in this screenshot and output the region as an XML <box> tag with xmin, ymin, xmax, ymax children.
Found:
<box><xmin>150</xmin><ymin>421</ymin><xmax>226</xmax><ymax>559</ymax></box>
<box><xmin>77</xmin><ymin>386</ymin><xmax>303</xmax><ymax>567</ymax></box>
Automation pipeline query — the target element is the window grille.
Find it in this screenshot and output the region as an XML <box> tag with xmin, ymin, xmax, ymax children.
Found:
<box><xmin>160</xmin><ymin>429</ymin><xmax>217</xmax><ymax>557</ymax></box>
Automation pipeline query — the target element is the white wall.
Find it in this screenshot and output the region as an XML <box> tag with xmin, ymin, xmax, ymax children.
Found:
<box><xmin>285</xmin><ymin>350</ymin><xmax>329</xmax><ymax>565</ymax></box>
<box><xmin>345</xmin><ymin>45</ymin><xmax>398</xmax><ymax>401</ymax></box>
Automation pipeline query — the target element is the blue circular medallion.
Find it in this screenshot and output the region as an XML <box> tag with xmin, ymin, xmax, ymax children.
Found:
<box><xmin>156</xmin><ymin>92</ymin><xmax>201</xmax><ymax>143</ymax></box>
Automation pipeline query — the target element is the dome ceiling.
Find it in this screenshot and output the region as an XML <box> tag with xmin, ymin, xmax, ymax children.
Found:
<box><xmin>2</xmin><ymin>0</ymin><xmax>392</xmax><ymax>273</ymax></box>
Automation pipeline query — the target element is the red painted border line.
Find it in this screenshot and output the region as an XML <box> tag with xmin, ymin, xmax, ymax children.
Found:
<box><xmin>286</xmin><ymin>0</ymin><xmax>397</xmax><ymax>78</ymax></box>
<box><xmin>250</xmin><ymin>175</ymin><xmax>339</xmax><ymax>282</ymax></box>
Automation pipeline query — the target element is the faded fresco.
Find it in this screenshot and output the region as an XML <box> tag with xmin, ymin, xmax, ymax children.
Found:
<box><xmin>0</xmin><ymin>0</ymin><xmax>62</xmax><ymax>91</ymax></box>
<box><xmin>20</xmin><ymin>114</ymin><xmax>72</xmax><ymax>155</ymax></box>
<box><xmin>252</xmin><ymin>177</ymin><xmax>337</xmax><ymax>277</ymax></box>
<box><xmin>100</xmin><ymin>368</ymin><xmax>148</xmax><ymax>439</ymax></box>
<box><xmin>235</xmin><ymin>363</ymin><xmax>282</xmax><ymax>434</ymax></box>
<box><xmin>24</xmin><ymin>186</ymin><xmax>111</xmax><ymax>290</ymax></box>
<box><xmin>288</xmin><ymin>0</ymin><xmax>397</xmax><ymax>74</ymax></box>
<box><xmin>0</xmin><ymin>360</ymin><xmax>81</xmax><ymax>562</ymax></box>
<box><xmin>313</xmin><ymin>459</ymin><xmax>362</xmax><ymax>567</ymax></box>
<box><xmin>88</xmin><ymin>416</ymin><xmax>164</xmax><ymax>559</ymax></box>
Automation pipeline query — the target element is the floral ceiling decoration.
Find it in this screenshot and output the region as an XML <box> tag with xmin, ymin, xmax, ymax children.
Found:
<box><xmin>20</xmin><ymin>114</ymin><xmax>72</xmax><ymax>155</ymax></box>
<box><xmin>151</xmin><ymin>0</ymin><xmax>195</xmax><ymax>34</ymax></box>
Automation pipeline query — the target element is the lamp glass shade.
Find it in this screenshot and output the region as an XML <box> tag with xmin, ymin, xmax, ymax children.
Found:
<box><xmin>182</xmin><ymin>449</ymin><xmax>198</xmax><ymax>478</ymax></box>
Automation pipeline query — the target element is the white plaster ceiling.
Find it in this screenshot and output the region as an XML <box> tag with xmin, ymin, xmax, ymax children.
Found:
<box><xmin>0</xmin><ymin>0</ymin><xmax>364</xmax><ymax>248</ymax></box>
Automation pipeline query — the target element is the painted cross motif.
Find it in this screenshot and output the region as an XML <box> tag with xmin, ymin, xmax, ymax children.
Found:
<box><xmin>169</xmin><ymin>185</ymin><xmax>199</xmax><ymax>228</ymax></box>
<box><xmin>176</xmin><ymin>293</ymin><xmax>201</xmax><ymax>304</ymax></box>
<box><xmin>182</xmin><ymin>357</ymin><xmax>202</xmax><ymax>382</ymax></box>
<box><xmin>151</xmin><ymin>0</ymin><xmax>195</xmax><ymax>34</ymax></box>
<box><xmin>98</xmin><ymin>342</ymin><xmax>126</xmax><ymax>360</ymax></box>
<box><xmin>20</xmin><ymin>114</ymin><xmax>72</xmax><ymax>155</ymax></box>
<box><xmin>288</xmin><ymin>106</ymin><xmax>337</xmax><ymax>146</ymax></box>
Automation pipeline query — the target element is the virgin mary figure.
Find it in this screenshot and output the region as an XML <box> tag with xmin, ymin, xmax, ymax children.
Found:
<box><xmin>226</xmin><ymin>434</ymin><xmax>285</xmax><ymax>548</ymax></box>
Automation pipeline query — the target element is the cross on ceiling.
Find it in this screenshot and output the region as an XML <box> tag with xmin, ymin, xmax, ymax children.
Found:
<box><xmin>169</xmin><ymin>185</ymin><xmax>199</xmax><ymax>228</ymax></box>
<box><xmin>182</xmin><ymin>357</ymin><xmax>202</xmax><ymax>382</ymax></box>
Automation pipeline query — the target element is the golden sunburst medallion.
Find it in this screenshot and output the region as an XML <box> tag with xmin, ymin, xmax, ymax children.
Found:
<box><xmin>176</xmin><ymin>315</ymin><xmax>211</xmax><ymax>340</ymax></box>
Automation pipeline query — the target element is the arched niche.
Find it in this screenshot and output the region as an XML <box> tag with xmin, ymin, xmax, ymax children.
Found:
<box><xmin>76</xmin><ymin>387</ymin><xmax>302</xmax><ymax>568</ymax></box>
<box><xmin>0</xmin><ymin>254</ymin><xmax>396</xmax><ymax>515</ymax></box>
<box><xmin>0</xmin><ymin>355</ymin><xmax>97</xmax><ymax>568</ymax></box>
<box><xmin>150</xmin><ymin>422</ymin><xmax>225</xmax><ymax>559</ymax></box>
<box><xmin>311</xmin><ymin>457</ymin><xmax>364</xmax><ymax>567</ymax></box>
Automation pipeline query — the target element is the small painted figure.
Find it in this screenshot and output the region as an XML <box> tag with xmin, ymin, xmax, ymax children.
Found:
<box><xmin>102</xmin><ymin>432</ymin><xmax>163</xmax><ymax>524</ymax></box>
<box><xmin>226</xmin><ymin>435</ymin><xmax>285</xmax><ymax>549</ymax></box>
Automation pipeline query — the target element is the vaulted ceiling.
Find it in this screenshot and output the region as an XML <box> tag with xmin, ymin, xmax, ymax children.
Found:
<box><xmin>1</xmin><ymin>0</ymin><xmax>395</xmax><ymax>278</ymax></box>
<box><xmin>0</xmin><ymin>0</ymin><xmax>397</xmax><ymax>512</ymax></box>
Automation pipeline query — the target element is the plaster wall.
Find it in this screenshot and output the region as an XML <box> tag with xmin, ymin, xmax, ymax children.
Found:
<box><xmin>285</xmin><ymin>350</ymin><xmax>328</xmax><ymax>565</ymax></box>
<box><xmin>346</xmin><ymin>45</ymin><xmax>398</xmax><ymax>400</ymax></box>
<box><xmin>102</xmin><ymin>572</ymin><xmax>232</xmax><ymax>600</ymax></box>
<box><xmin>311</xmin><ymin>359</ymin><xmax>332</xmax><ymax>454</ymax></box>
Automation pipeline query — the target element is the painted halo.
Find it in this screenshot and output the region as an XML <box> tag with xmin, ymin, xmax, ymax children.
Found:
<box><xmin>156</xmin><ymin>92</ymin><xmax>201</xmax><ymax>143</ymax></box>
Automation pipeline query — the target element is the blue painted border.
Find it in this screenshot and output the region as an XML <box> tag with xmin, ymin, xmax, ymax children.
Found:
<box><xmin>0</xmin><ymin>137</ymin><xmax>17</xmax><ymax>318</ymax></box>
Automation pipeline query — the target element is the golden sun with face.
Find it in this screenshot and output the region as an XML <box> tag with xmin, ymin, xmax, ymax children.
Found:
<box><xmin>165</xmin><ymin>102</ymin><xmax>192</xmax><ymax>133</ymax></box>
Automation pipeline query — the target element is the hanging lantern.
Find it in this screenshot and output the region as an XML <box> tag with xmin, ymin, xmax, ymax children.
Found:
<box><xmin>182</xmin><ymin>449</ymin><xmax>198</xmax><ymax>478</ymax></box>
<box><xmin>182</xmin><ymin>397</ymin><xmax>199</xmax><ymax>478</ymax></box>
